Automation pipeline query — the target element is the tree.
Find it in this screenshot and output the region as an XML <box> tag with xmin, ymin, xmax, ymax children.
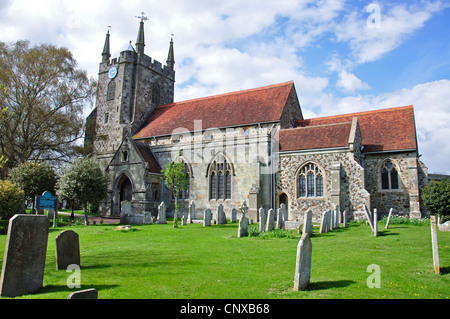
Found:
<box><xmin>421</xmin><ymin>178</ymin><xmax>450</xmax><ymax>220</ymax></box>
<box><xmin>0</xmin><ymin>40</ymin><xmax>96</xmax><ymax>172</ymax></box>
<box><xmin>0</xmin><ymin>180</ymin><xmax>24</xmax><ymax>220</ymax></box>
<box><xmin>9</xmin><ymin>161</ymin><xmax>57</xmax><ymax>212</ymax></box>
<box><xmin>161</xmin><ymin>155</ymin><xmax>188</xmax><ymax>228</ymax></box>
<box><xmin>56</xmin><ymin>157</ymin><xmax>108</xmax><ymax>224</ymax></box>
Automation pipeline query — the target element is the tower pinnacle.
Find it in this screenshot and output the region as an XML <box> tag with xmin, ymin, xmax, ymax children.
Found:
<box><xmin>102</xmin><ymin>28</ymin><xmax>111</xmax><ymax>62</ymax></box>
<box><xmin>166</xmin><ymin>35</ymin><xmax>175</xmax><ymax>70</ymax></box>
<box><xmin>135</xmin><ymin>12</ymin><xmax>148</xmax><ymax>55</ymax></box>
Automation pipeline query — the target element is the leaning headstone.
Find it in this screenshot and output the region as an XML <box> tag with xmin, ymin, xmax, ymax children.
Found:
<box><xmin>68</xmin><ymin>288</ymin><xmax>98</xmax><ymax>299</ymax></box>
<box><xmin>55</xmin><ymin>230</ymin><xmax>80</xmax><ymax>270</ymax></box>
<box><xmin>259</xmin><ymin>207</ymin><xmax>266</xmax><ymax>232</ymax></box>
<box><xmin>343</xmin><ymin>210</ymin><xmax>348</xmax><ymax>228</ymax></box>
<box><xmin>266</xmin><ymin>209</ymin><xmax>275</xmax><ymax>231</ymax></box>
<box><xmin>302</xmin><ymin>210</ymin><xmax>313</xmax><ymax>237</ymax></box>
<box><xmin>319</xmin><ymin>211</ymin><xmax>327</xmax><ymax>233</ymax></box>
<box><xmin>430</xmin><ymin>215</ymin><xmax>440</xmax><ymax>274</ymax></box>
<box><xmin>293</xmin><ymin>233</ymin><xmax>312</xmax><ymax>291</ymax></box>
<box><xmin>373</xmin><ymin>208</ymin><xmax>378</xmax><ymax>237</ymax></box>
<box><xmin>231</xmin><ymin>208</ymin><xmax>237</xmax><ymax>223</ymax></box>
<box><xmin>364</xmin><ymin>205</ymin><xmax>375</xmax><ymax>232</ymax></box>
<box><xmin>156</xmin><ymin>201</ymin><xmax>167</xmax><ymax>224</ymax></box>
<box><xmin>120</xmin><ymin>201</ymin><xmax>131</xmax><ymax>224</ymax></box>
<box><xmin>203</xmin><ymin>209</ymin><xmax>212</xmax><ymax>227</ymax></box>
<box><xmin>385</xmin><ymin>208</ymin><xmax>394</xmax><ymax>229</ymax></box>
<box><xmin>0</xmin><ymin>215</ymin><xmax>49</xmax><ymax>297</ymax></box>
<box><xmin>188</xmin><ymin>201</ymin><xmax>195</xmax><ymax>223</ymax></box>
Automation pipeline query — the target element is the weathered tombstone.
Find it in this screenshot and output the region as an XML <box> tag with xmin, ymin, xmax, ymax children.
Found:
<box><xmin>156</xmin><ymin>201</ymin><xmax>167</xmax><ymax>224</ymax></box>
<box><xmin>364</xmin><ymin>205</ymin><xmax>375</xmax><ymax>232</ymax></box>
<box><xmin>144</xmin><ymin>212</ymin><xmax>152</xmax><ymax>224</ymax></box>
<box><xmin>330</xmin><ymin>209</ymin><xmax>335</xmax><ymax>230</ymax></box>
<box><xmin>334</xmin><ymin>205</ymin><xmax>340</xmax><ymax>228</ymax></box>
<box><xmin>277</xmin><ymin>205</ymin><xmax>286</xmax><ymax>229</ymax></box>
<box><xmin>302</xmin><ymin>210</ymin><xmax>313</xmax><ymax>237</ymax></box>
<box><xmin>0</xmin><ymin>215</ymin><xmax>49</xmax><ymax>297</ymax></box>
<box><xmin>120</xmin><ymin>201</ymin><xmax>131</xmax><ymax>224</ymax></box>
<box><xmin>259</xmin><ymin>207</ymin><xmax>266</xmax><ymax>232</ymax></box>
<box><xmin>266</xmin><ymin>208</ymin><xmax>275</xmax><ymax>231</ymax></box>
<box><xmin>188</xmin><ymin>201</ymin><xmax>195</xmax><ymax>223</ymax></box>
<box><xmin>231</xmin><ymin>208</ymin><xmax>237</xmax><ymax>223</ymax></box>
<box><xmin>181</xmin><ymin>214</ymin><xmax>187</xmax><ymax>226</ymax></box>
<box><xmin>67</xmin><ymin>288</ymin><xmax>98</xmax><ymax>299</ymax></box>
<box><xmin>327</xmin><ymin>210</ymin><xmax>332</xmax><ymax>232</ymax></box>
<box><xmin>319</xmin><ymin>211</ymin><xmax>327</xmax><ymax>233</ymax></box>
<box><xmin>238</xmin><ymin>201</ymin><xmax>249</xmax><ymax>237</ymax></box>
<box><xmin>293</xmin><ymin>233</ymin><xmax>312</xmax><ymax>291</ymax></box>
<box><xmin>203</xmin><ymin>209</ymin><xmax>212</xmax><ymax>227</ymax></box>
<box><xmin>385</xmin><ymin>208</ymin><xmax>394</xmax><ymax>229</ymax></box>
<box><xmin>373</xmin><ymin>208</ymin><xmax>378</xmax><ymax>237</ymax></box>
<box><xmin>217</xmin><ymin>204</ymin><xmax>225</xmax><ymax>224</ymax></box>
<box><xmin>430</xmin><ymin>215</ymin><xmax>440</xmax><ymax>274</ymax></box>
<box><xmin>55</xmin><ymin>230</ymin><xmax>80</xmax><ymax>270</ymax></box>
<box><xmin>343</xmin><ymin>210</ymin><xmax>348</xmax><ymax>228</ymax></box>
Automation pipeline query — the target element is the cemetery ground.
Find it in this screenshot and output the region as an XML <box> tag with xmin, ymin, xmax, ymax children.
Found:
<box><xmin>0</xmin><ymin>217</ymin><xmax>448</xmax><ymax>299</ymax></box>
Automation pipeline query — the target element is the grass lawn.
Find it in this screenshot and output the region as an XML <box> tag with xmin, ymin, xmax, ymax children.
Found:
<box><xmin>0</xmin><ymin>219</ymin><xmax>448</xmax><ymax>299</ymax></box>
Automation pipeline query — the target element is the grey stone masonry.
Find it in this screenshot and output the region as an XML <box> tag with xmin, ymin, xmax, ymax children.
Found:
<box><xmin>0</xmin><ymin>215</ymin><xmax>49</xmax><ymax>298</ymax></box>
<box><xmin>55</xmin><ymin>230</ymin><xmax>80</xmax><ymax>270</ymax></box>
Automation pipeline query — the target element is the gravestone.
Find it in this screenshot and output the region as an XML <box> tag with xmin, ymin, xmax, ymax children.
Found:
<box><xmin>238</xmin><ymin>215</ymin><xmax>249</xmax><ymax>238</ymax></box>
<box><xmin>188</xmin><ymin>201</ymin><xmax>195</xmax><ymax>223</ymax></box>
<box><xmin>0</xmin><ymin>215</ymin><xmax>49</xmax><ymax>297</ymax></box>
<box><xmin>327</xmin><ymin>210</ymin><xmax>332</xmax><ymax>232</ymax></box>
<box><xmin>203</xmin><ymin>209</ymin><xmax>212</xmax><ymax>227</ymax></box>
<box><xmin>319</xmin><ymin>211</ymin><xmax>327</xmax><ymax>233</ymax></box>
<box><xmin>334</xmin><ymin>205</ymin><xmax>340</xmax><ymax>228</ymax></box>
<box><xmin>67</xmin><ymin>288</ymin><xmax>98</xmax><ymax>299</ymax></box>
<box><xmin>343</xmin><ymin>210</ymin><xmax>348</xmax><ymax>227</ymax></box>
<box><xmin>293</xmin><ymin>232</ymin><xmax>312</xmax><ymax>291</ymax></box>
<box><xmin>156</xmin><ymin>202</ymin><xmax>167</xmax><ymax>224</ymax></box>
<box><xmin>266</xmin><ymin>209</ymin><xmax>275</xmax><ymax>231</ymax></box>
<box><xmin>302</xmin><ymin>210</ymin><xmax>313</xmax><ymax>237</ymax></box>
<box><xmin>430</xmin><ymin>215</ymin><xmax>440</xmax><ymax>274</ymax></box>
<box><xmin>385</xmin><ymin>208</ymin><xmax>394</xmax><ymax>229</ymax></box>
<box><xmin>144</xmin><ymin>212</ymin><xmax>152</xmax><ymax>224</ymax></box>
<box><xmin>373</xmin><ymin>208</ymin><xmax>378</xmax><ymax>237</ymax></box>
<box><xmin>217</xmin><ymin>204</ymin><xmax>225</xmax><ymax>224</ymax></box>
<box><xmin>364</xmin><ymin>205</ymin><xmax>375</xmax><ymax>232</ymax></box>
<box><xmin>330</xmin><ymin>209</ymin><xmax>335</xmax><ymax>230</ymax></box>
<box><xmin>181</xmin><ymin>214</ymin><xmax>187</xmax><ymax>226</ymax></box>
<box><xmin>231</xmin><ymin>208</ymin><xmax>237</xmax><ymax>223</ymax></box>
<box><xmin>120</xmin><ymin>201</ymin><xmax>131</xmax><ymax>224</ymax></box>
<box><xmin>55</xmin><ymin>230</ymin><xmax>80</xmax><ymax>270</ymax></box>
<box><xmin>276</xmin><ymin>208</ymin><xmax>284</xmax><ymax>229</ymax></box>
<box><xmin>259</xmin><ymin>207</ymin><xmax>266</xmax><ymax>232</ymax></box>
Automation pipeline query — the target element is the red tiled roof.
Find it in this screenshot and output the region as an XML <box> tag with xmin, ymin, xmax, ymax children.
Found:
<box><xmin>279</xmin><ymin>122</ymin><xmax>352</xmax><ymax>152</ymax></box>
<box><xmin>133</xmin><ymin>81</ymin><xmax>294</xmax><ymax>138</ymax></box>
<box><xmin>295</xmin><ymin>106</ymin><xmax>417</xmax><ymax>153</ymax></box>
<box><xmin>135</xmin><ymin>142</ymin><xmax>162</xmax><ymax>174</ymax></box>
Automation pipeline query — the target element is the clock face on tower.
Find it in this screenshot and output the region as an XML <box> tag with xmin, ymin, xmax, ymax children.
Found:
<box><xmin>108</xmin><ymin>67</ymin><xmax>118</xmax><ymax>79</ymax></box>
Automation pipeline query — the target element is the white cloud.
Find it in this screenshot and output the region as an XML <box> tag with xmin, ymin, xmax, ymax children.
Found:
<box><xmin>336</xmin><ymin>70</ymin><xmax>370</xmax><ymax>93</ymax></box>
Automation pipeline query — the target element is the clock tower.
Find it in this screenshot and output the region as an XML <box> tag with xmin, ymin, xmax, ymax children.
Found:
<box><xmin>88</xmin><ymin>16</ymin><xmax>175</xmax><ymax>167</ymax></box>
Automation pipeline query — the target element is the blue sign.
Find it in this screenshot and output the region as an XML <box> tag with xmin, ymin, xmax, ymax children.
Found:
<box><xmin>36</xmin><ymin>191</ymin><xmax>58</xmax><ymax>210</ymax></box>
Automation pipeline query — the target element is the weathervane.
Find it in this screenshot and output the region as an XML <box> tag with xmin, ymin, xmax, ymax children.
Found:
<box><xmin>136</xmin><ymin>11</ymin><xmax>149</xmax><ymax>22</ymax></box>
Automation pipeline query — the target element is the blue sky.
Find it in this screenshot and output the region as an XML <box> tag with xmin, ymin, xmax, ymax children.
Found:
<box><xmin>0</xmin><ymin>0</ymin><xmax>449</xmax><ymax>174</ymax></box>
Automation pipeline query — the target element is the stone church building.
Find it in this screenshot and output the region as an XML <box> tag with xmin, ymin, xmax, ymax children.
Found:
<box><xmin>86</xmin><ymin>18</ymin><xmax>428</xmax><ymax>223</ymax></box>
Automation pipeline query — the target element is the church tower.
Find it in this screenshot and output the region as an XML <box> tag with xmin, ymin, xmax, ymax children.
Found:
<box><xmin>89</xmin><ymin>14</ymin><xmax>175</xmax><ymax>167</ymax></box>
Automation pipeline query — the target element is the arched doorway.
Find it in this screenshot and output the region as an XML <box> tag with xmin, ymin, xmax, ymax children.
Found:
<box><xmin>120</xmin><ymin>178</ymin><xmax>132</xmax><ymax>203</ymax></box>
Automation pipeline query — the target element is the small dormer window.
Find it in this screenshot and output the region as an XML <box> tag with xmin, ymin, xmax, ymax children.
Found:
<box><xmin>121</xmin><ymin>150</ymin><xmax>129</xmax><ymax>162</ymax></box>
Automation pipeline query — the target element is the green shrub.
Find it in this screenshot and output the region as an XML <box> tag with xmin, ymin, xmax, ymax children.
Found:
<box><xmin>0</xmin><ymin>180</ymin><xmax>25</xmax><ymax>220</ymax></box>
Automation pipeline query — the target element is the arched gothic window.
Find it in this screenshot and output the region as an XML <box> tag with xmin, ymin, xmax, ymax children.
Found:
<box><xmin>298</xmin><ymin>163</ymin><xmax>324</xmax><ymax>198</ymax></box>
<box><xmin>107</xmin><ymin>80</ymin><xmax>116</xmax><ymax>101</ymax></box>
<box><xmin>208</xmin><ymin>155</ymin><xmax>233</xmax><ymax>200</ymax></box>
<box><xmin>152</xmin><ymin>82</ymin><xmax>160</xmax><ymax>105</ymax></box>
<box><xmin>381</xmin><ymin>160</ymin><xmax>399</xmax><ymax>190</ymax></box>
